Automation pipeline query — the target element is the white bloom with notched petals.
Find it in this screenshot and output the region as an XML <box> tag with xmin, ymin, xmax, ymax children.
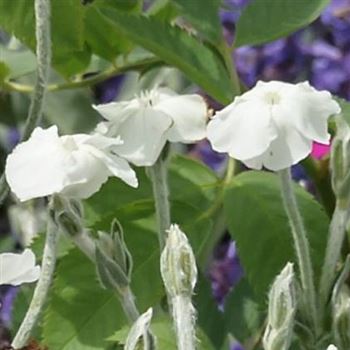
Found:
<box><xmin>0</xmin><ymin>249</ymin><xmax>40</xmax><ymax>286</ymax></box>
<box><xmin>5</xmin><ymin>126</ymin><xmax>138</xmax><ymax>201</ymax></box>
<box><xmin>93</xmin><ymin>88</ymin><xmax>208</xmax><ymax>166</ymax></box>
<box><xmin>207</xmin><ymin>81</ymin><xmax>341</xmax><ymax>171</ymax></box>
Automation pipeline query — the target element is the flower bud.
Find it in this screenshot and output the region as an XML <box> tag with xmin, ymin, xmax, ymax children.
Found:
<box><xmin>333</xmin><ymin>285</ymin><xmax>350</xmax><ymax>349</ymax></box>
<box><xmin>331</xmin><ymin>116</ymin><xmax>350</xmax><ymax>202</ymax></box>
<box><xmin>263</xmin><ymin>263</ymin><xmax>297</xmax><ymax>350</ymax></box>
<box><xmin>95</xmin><ymin>220</ymin><xmax>133</xmax><ymax>291</ymax></box>
<box><xmin>160</xmin><ymin>224</ymin><xmax>197</xmax><ymax>298</ymax></box>
<box><xmin>50</xmin><ymin>195</ymin><xmax>84</xmax><ymax>237</ymax></box>
<box><xmin>125</xmin><ymin>308</ymin><xmax>154</xmax><ymax>350</ymax></box>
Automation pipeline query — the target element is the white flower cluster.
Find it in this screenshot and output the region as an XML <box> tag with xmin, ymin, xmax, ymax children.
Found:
<box><xmin>5</xmin><ymin>81</ymin><xmax>340</xmax><ymax>202</ymax></box>
<box><xmin>5</xmin><ymin>88</ymin><xmax>208</xmax><ymax>201</ymax></box>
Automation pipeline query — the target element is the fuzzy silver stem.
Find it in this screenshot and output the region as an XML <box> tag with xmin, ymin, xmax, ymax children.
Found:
<box><xmin>149</xmin><ymin>156</ymin><xmax>171</xmax><ymax>249</ymax></box>
<box><xmin>0</xmin><ymin>0</ymin><xmax>51</xmax><ymax>204</ymax></box>
<box><xmin>12</xmin><ymin>209</ymin><xmax>58</xmax><ymax>348</ymax></box>
<box><xmin>172</xmin><ymin>295</ymin><xmax>196</xmax><ymax>350</ymax></box>
<box><xmin>278</xmin><ymin>168</ymin><xmax>319</xmax><ymax>335</ymax></box>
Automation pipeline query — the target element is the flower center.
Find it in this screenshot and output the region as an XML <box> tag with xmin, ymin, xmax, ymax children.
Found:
<box><xmin>264</xmin><ymin>91</ymin><xmax>281</xmax><ymax>105</ymax></box>
<box><xmin>137</xmin><ymin>89</ymin><xmax>159</xmax><ymax>108</ymax></box>
<box><xmin>62</xmin><ymin>137</ymin><xmax>79</xmax><ymax>151</ymax></box>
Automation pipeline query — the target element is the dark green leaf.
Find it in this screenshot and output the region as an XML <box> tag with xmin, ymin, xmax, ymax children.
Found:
<box><xmin>235</xmin><ymin>0</ymin><xmax>329</xmax><ymax>47</ymax></box>
<box><xmin>98</xmin><ymin>9</ymin><xmax>235</xmax><ymax>103</ymax></box>
<box><xmin>0</xmin><ymin>0</ymin><xmax>90</xmax><ymax>76</ymax></box>
<box><xmin>0</xmin><ymin>61</ymin><xmax>10</xmax><ymax>82</ymax></box>
<box><xmin>172</xmin><ymin>0</ymin><xmax>223</xmax><ymax>43</ymax></box>
<box><xmin>224</xmin><ymin>171</ymin><xmax>329</xmax><ymax>301</ymax></box>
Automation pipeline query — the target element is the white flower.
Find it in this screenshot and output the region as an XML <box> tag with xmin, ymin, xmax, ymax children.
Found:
<box><xmin>5</xmin><ymin>126</ymin><xmax>138</xmax><ymax>201</ymax></box>
<box><xmin>327</xmin><ymin>345</ymin><xmax>337</xmax><ymax>350</ymax></box>
<box><xmin>0</xmin><ymin>249</ymin><xmax>40</xmax><ymax>286</ymax></box>
<box><xmin>207</xmin><ymin>81</ymin><xmax>341</xmax><ymax>171</ymax></box>
<box><xmin>93</xmin><ymin>88</ymin><xmax>208</xmax><ymax>166</ymax></box>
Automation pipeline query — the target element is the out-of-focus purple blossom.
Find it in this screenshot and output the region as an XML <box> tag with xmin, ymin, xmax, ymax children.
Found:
<box><xmin>321</xmin><ymin>0</ymin><xmax>350</xmax><ymax>48</ymax></box>
<box><xmin>230</xmin><ymin>342</ymin><xmax>245</xmax><ymax>350</ymax></box>
<box><xmin>0</xmin><ymin>287</ymin><xmax>18</xmax><ymax>327</ymax></box>
<box><xmin>6</xmin><ymin>128</ymin><xmax>20</xmax><ymax>151</ymax></box>
<box><xmin>189</xmin><ymin>140</ymin><xmax>227</xmax><ymax>172</ymax></box>
<box><xmin>93</xmin><ymin>75</ymin><xmax>125</xmax><ymax>104</ymax></box>
<box><xmin>209</xmin><ymin>240</ymin><xmax>244</xmax><ymax>308</ymax></box>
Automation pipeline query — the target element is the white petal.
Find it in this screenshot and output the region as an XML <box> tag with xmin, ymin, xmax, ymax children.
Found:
<box><xmin>154</xmin><ymin>94</ymin><xmax>208</xmax><ymax>143</ymax></box>
<box><xmin>86</xmin><ymin>146</ymin><xmax>138</xmax><ymax>188</ymax></box>
<box><xmin>5</xmin><ymin>126</ymin><xmax>67</xmax><ymax>201</ymax></box>
<box><xmin>112</xmin><ymin>108</ymin><xmax>172</xmax><ymax>166</ymax></box>
<box><xmin>207</xmin><ymin>98</ymin><xmax>277</xmax><ymax>160</ymax></box>
<box><xmin>60</xmin><ymin>145</ymin><xmax>110</xmax><ymax>199</ymax></box>
<box><xmin>0</xmin><ymin>249</ymin><xmax>40</xmax><ymax>286</ymax></box>
<box><xmin>278</xmin><ymin>81</ymin><xmax>340</xmax><ymax>143</ymax></box>
<box><xmin>259</xmin><ymin>127</ymin><xmax>312</xmax><ymax>171</ymax></box>
<box><xmin>327</xmin><ymin>345</ymin><xmax>337</xmax><ymax>350</ymax></box>
<box><xmin>93</xmin><ymin>101</ymin><xmax>134</xmax><ymax>122</ymax></box>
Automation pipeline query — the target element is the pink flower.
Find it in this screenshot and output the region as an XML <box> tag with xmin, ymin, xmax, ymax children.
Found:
<box><xmin>311</xmin><ymin>141</ymin><xmax>330</xmax><ymax>159</ymax></box>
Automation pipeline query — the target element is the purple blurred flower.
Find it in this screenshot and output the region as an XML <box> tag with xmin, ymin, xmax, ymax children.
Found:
<box><xmin>209</xmin><ymin>241</ymin><xmax>244</xmax><ymax>308</ymax></box>
<box><xmin>93</xmin><ymin>75</ymin><xmax>125</xmax><ymax>104</ymax></box>
<box><xmin>189</xmin><ymin>140</ymin><xmax>227</xmax><ymax>172</ymax></box>
<box><xmin>231</xmin><ymin>342</ymin><xmax>245</xmax><ymax>350</ymax></box>
<box><xmin>0</xmin><ymin>287</ymin><xmax>18</xmax><ymax>327</ymax></box>
<box><xmin>6</xmin><ymin>128</ymin><xmax>20</xmax><ymax>151</ymax></box>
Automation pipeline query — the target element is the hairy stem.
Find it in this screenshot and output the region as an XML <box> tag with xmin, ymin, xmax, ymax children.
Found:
<box><xmin>278</xmin><ymin>168</ymin><xmax>319</xmax><ymax>335</ymax></box>
<box><xmin>172</xmin><ymin>296</ymin><xmax>196</xmax><ymax>350</ymax></box>
<box><xmin>0</xmin><ymin>0</ymin><xmax>51</xmax><ymax>205</ymax></box>
<box><xmin>12</xmin><ymin>209</ymin><xmax>58</xmax><ymax>348</ymax></box>
<box><xmin>149</xmin><ymin>156</ymin><xmax>171</xmax><ymax>249</ymax></box>
<box><xmin>320</xmin><ymin>202</ymin><xmax>349</xmax><ymax>307</ymax></box>
<box><xmin>120</xmin><ymin>286</ymin><xmax>140</xmax><ymax>323</ymax></box>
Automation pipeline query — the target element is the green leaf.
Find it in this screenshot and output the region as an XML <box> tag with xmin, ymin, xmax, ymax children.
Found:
<box><xmin>235</xmin><ymin>0</ymin><xmax>330</xmax><ymax>47</ymax></box>
<box><xmin>0</xmin><ymin>61</ymin><xmax>10</xmax><ymax>82</ymax></box>
<box><xmin>0</xmin><ymin>0</ymin><xmax>90</xmax><ymax>76</ymax></box>
<box><xmin>98</xmin><ymin>9</ymin><xmax>235</xmax><ymax>103</ymax></box>
<box><xmin>223</xmin><ymin>171</ymin><xmax>329</xmax><ymax>301</ymax></box>
<box><xmin>42</xmin><ymin>249</ymin><xmax>127</xmax><ymax>350</ymax></box>
<box><xmin>172</xmin><ymin>0</ymin><xmax>223</xmax><ymax>43</ymax></box>
<box><xmin>84</xmin><ymin>5</ymin><xmax>132</xmax><ymax>61</ymax></box>
<box><xmin>43</xmin><ymin>224</ymin><xmax>161</xmax><ymax>349</ymax></box>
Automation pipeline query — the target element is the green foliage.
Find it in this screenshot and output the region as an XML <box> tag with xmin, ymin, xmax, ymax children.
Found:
<box><xmin>224</xmin><ymin>171</ymin><xmax>329</xmax><ymax>301</ymax></box>
<box><xmin>97</xmin><ymin>8</ymin><xmax>235</xmax><ymax>104</ymax></box>
<box><xmin>108</xmin><ymin>317</ymin><xmax>215</xmax><ymax>349</ymax></box>
<box><xmin>42</xmin><ymin>249</ymin><xmax>127</xmax><ymax>350</ymax></box>
<box><xmin>235</xmin><ymin>0</ymin><xmax>330</xmax><ymax>47</ymax></box>
<box><xmin>172</xmin><ymin>0</ymin><xmax>223</xmax><ymax>43</ymax></box>
<box><xmin>336</xmin><ymin>97</ymin><xmax>350</xmax><ymax>127</ymax></box>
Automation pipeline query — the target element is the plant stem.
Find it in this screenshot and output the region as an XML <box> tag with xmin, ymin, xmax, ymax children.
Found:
<box><xmin>172</xmin><ymin>295</ymin><xmax>196</xmax><ymax>350</ymax></box>
<box><xmin>320</xmin><ymin>202</ymin><xmax>349</xmax><ymax>308</ymax></box>
<box><xmin>149</xmin><ymin>155</ymin><xmax>171</xmax><ymax>249</ymax></box>
<box><xmin>12</xmin><ymin>209</ymin><xmax>58</xmax><ymax>349</ymax></box>
<box><xmin>120</xmin><ymin>286</ymin><xmax>140</xmax><ymax>323</ymax></box>
<box><xmin>2</xmin><ymin>57</ymin><xmax>163</xmax><ymax>94</ymax></box>
<box><xmin>0</xmin><ymin>0</ymin><xmax>51</xmax><ymax>205</ymax></box>
<box><xmin>278</xmin><ymin>168</ymin><xmax>319</xmax><ymax>335</ymax></box>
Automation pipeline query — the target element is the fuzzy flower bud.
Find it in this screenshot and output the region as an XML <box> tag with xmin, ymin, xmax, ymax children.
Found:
<box><xmin>95</xmin><ymin>220</ymin><xmax>133</xmax><ymax>291</ymax></box>
<box><xmin>331</xmin><ymin>116</ymin><xmax>350</xmax><ymax>203</ymax></box>
<box><xmin>263</xmin><ymin>263</ymin><xmax>297</xmax><ymax>350</ymax></box>
<box><xmin>333</xmin><ymin>285</ymin><xmax>350</xmax><ymax>349</ymax></box>
<box><xmin>161</xmin><ymin>224</ymin><xmax>198</xmax><ymax>350</ymax></box>
<box><xmin>51</xmin><ymin>195</ymin><xmax>84</xmax><ymax>237</ymax></box>
<box><xmin>160</xmin><ymin>224</ymin><xmax>197</xmax><ymax>297</ymax></box>
<box><xmin>125</xmin><ymin>308</ymin><xmax>154</xmax><ymax>350</ymax></box>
